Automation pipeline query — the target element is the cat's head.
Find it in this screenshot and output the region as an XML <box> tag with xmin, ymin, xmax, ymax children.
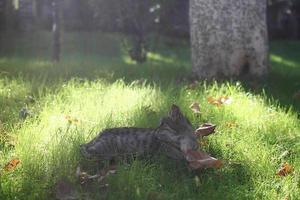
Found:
<box><xmin>156</xmin><ymin>104</ymin><xmax>198</xmax><ymax>153</ymax></box>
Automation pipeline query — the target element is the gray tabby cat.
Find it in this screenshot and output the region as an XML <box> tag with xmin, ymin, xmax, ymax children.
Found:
<box><xmin>80</xmin><ymin>104</ymin><xmax>198</xmax><ymax>162</ymax></box>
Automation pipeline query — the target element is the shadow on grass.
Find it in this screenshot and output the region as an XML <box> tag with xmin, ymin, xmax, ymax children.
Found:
<box><xmin>76</xmin><ymin>105</ymin><xmax>254</xmax><ymax>200</ymax></box>
<box><xmin>151</xmin><ymin>155</ymin><xmax>255</xmax><ymax>200</ymax></box>
<box><xmin>0</xmin><ymin>32</ymin><xmax>298</xmax><ymax>200</ymax></box>
<box><xmin>242</xmin><ymin>41</ymin><xmax>300</xmax><ymax>113</ymax></box>
<box><xmin>78</xmin><ymin>147</ymin><xmax>254</xmax><ymax>200</ymax></box>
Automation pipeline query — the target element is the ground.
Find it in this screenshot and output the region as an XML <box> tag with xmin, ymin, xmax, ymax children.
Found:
<box><xmin>0</xmin><ymin>32</ymin><xmax>299</xmax><ymax>199</ymax></box>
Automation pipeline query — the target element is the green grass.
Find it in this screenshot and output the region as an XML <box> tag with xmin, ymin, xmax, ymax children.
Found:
<box><xmin>0</xmin><ymin>32</ymin><xmax>300</xmax><ymax>199</ymax></box>
<box><xmin>267</xmin><ymin>41</ymin><xmax>300</xmax><ymax>111</ymax></box>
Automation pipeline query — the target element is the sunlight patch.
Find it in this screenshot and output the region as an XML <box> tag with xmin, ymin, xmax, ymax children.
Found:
<box><xmin>28</xmin><ymin>60</ymin><xmax>53</xmax><ymax>69</ymax></box>
<box><xmin>147</xmin><ymin>52</ymin><xmax>174</xmax><ymax>64</ymax></box>
<box><xmin>123</xmin><ymin>56</ymin><xmax>137</xmax><ymax>65</ymax></box>
<box><xmin>270</xmin><ymin>54</ymin><xmax>298</xmax><ymax>68</ymax></box>
<box><xmin>122</xmin><ymin>52</ymin><xmax>175</xmax><ymax>65</ymax></box>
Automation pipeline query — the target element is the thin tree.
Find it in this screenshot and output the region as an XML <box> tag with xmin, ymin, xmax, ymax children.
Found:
<box><xmin>52</xmin><ymin>0</ymin><xmax>61</xmax><ymax>62</ymax></box>
<box><xmin>190</xmin><ymin>0</ymin><xmax>269</xmax><ymax>80</ymax></box>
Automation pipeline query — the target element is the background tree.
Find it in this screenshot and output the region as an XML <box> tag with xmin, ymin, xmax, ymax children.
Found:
<box><xmin>190</xmin><ymin>0</ymin><xmax>269</xmax><ymax>80</ymax></box>
<box><xmin>118</xmin><ymin>0</ymin><xmax>154</xmax><ymax>63</ymax></box>
<box><xmin>158</xmin><ymin>0</ymin><xmax>189</xmax><ymax>38</ymax></box>
<box><xmin>268</xmin><ymin>0</ymin><xmax>299</xmax><ymax>40</ymax></box>
<box><xmin>83</xmin><ymin>0</ymin><xmax>156</xmax><ymax>63</ymax></box>
<box><xmin>52</xmin><ymin>0</ymin><xmax>61</xmax><ymax>62</ymax></box>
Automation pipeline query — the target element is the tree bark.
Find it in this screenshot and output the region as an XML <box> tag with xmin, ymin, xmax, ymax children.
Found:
<box><xmin>190</xmin><ymin>0</ymin><xmax>269</xmax><ymax>80</ymax></box>
<box><xmin>52</xmin><ymin>0</ymin><xmax>61</xmax><ymax>62</ymax></box>
<box><xmin>3</xmin><ymin>0</ymin><xmax>14</xmax><ymax>30</ymax></box>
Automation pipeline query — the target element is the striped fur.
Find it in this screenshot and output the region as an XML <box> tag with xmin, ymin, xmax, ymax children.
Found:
<box><xmin>80</xmin><ymin>105</ymin><xmax>198</xmax><ymax>161</ymax></box>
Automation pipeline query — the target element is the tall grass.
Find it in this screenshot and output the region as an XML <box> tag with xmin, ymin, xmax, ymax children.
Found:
<box><xmin>0</xmin><ymin>32</ymin><xmax>299</xmax><ymax>199</ymax></box>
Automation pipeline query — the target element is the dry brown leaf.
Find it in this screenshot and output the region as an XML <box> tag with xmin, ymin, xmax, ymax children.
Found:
<box><xmin>207</xmin><ymin>96</ymin><xmax>222</xmax><ymax>106</ymax></box>
<box><xmin>72</xmin><ymin>119</ymin><xmax>81</xmax><ymax>125</ymax></box>
<box><xmin>4</xmin><ymin>158</ymin><xmax>20</xmax><ymax>172</ymax></box>
<box><xmin>219</xmin><ymin>96</ymin><xmax>233</xmax><ymax>105</ymax></box>
<box><xmin>207</xmin><ymin>96</ymin><xmax>233</xmax><ymax>106</ymax></box>
<box><xmin>185</xmin><ymin>149</ymin><xmax>222</xmax><ymax>169</ymax></box>
<box><xmin>65</xmin><ymin>115</ymin><xmax>81</xmax><ymax>125</ymax></box>
<box><xmin>195</xmin><ymin>123</ymin><xmax>216</xmax><ymax>137</ymax></box>
<box><xmin>76</xmin><ymin>166</ymin><xmax>94</xmax><ymax>184</ymax></box>
<box><xmin>190</xmin><ymin>102</ymin><xmax>201</xmax><ymax>114</ymax></box>
<box><xmin>225</xmin><ymin>121</ymin><xmax>237</xmax><ymax>128</ymax></box>
<box><xmin>207</xmin><ymin>96</ymin><xmax>214</xmax><ymax>103</ymax></box>
<box><xmin>79</xmin><ymin>172</ymin><xmax>90</xmax><ymax>184</ymax></box>
<box><xmin>276</xmin><ymin>162</ymin><xmax>293</xmax><ymax>176</ymax></box>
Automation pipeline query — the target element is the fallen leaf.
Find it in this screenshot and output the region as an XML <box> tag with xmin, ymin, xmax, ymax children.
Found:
<box><xmin>65</xmin><ymin>115</ymin><xmax>81</xmax><ymax>125</ymax></box>
<box><xmin>4</xmin><ymin>158</ymin><xmax>20</xmax><ymax>172</ymax></box>
<box><xmin>190</xmin><ymin>102</ymin><xmax>201</xmax><ymax>114</ymax></box>
<box><xmin>207</xmin><ymin>96</ymin><xmax>222</xmax><ymax>106</ymax></box>
<box><xmin>225</xmin><ymin>122</ymin><xmax>237</xmax><ymax>128</ymax></box>
<box><xmin>219</xmin><ymin>96</ymin><xmax>233</xmax><ymax>105</ymax></box>
<box><xmin>72</xmin><ymin>119</ymin><xmax>81</xmax><ymax>125</ymax></box>
<box><xmin>207</xmin><ymin>96</ymin><xmax>214</xmax><ymax>103</ymax></box>
<box><xmin>185</xmin><ymin>149</ymin><xmax>222</xmax><ymax>169</ymax></box>
<box><xmin>76</xmin><ymin>166</ymin><xmax>91</xmax><ymax>184</ymax></box>
<box><xmin>198</xmin><ymin>139</ymin><xmax>209</xmax><ymax>147</ymax></box>
<box><xmin>65</xmin><ymin>115</ymin><xmax>71</xmax><ymax>121</ymax></box>
<box><xmin>195</xmin><ymin>123</ymin><xmax>216</xmax><ymax>137</ymax></box>
<box><xmin>207</xmin><ymin>96</ymin><xmax>233</xmax><ymax>106</ymax></box>
<box><xmin>276</xmin><ymin>162</ymin><xmax>293</xmax><ymax>176</ymax></box>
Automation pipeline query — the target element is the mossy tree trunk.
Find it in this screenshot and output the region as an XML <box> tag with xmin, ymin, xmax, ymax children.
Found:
<box><xmin>190</xmin><ymin>0</ymin><xmax>269</xmax><ymax>80</ymax></box>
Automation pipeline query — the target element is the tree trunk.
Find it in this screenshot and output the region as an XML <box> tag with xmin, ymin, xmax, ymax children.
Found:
<box><xmin>52</xmin><ymin>0</ymin><xmax>61</xmax><ymax>62</ymax></box>
<box><xmin>190</xmin><ymin>0</ymin><xmax>269</xmax><ymax>80</ymax></box>
<box><xmin>3</xmin><ymin>0</ymin><xmax>14</xmax><ymax>30</ymax></box>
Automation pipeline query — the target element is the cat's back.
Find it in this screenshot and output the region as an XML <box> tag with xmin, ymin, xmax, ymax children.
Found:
<box><xmin>81</xmin><ymin>127</ymin><xmax>157</xmax><ymax>159</ymax></box>
<box><xmin>101</xmin><ymin>127</ymin><xmax>154</xmax><ymax>137</ymax></box>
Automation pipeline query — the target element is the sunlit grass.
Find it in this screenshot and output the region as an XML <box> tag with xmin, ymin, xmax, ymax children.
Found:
<box><xmin>122</xmin><ymin>52</ymin><xmax>176</xmax><ymax>65</ymax></box>
<box><xmin>270</xmin><ymin>54</ymin><xmax>298</xmax><ymax>68</ymax></box>
<box><xmin>147</xmin><ymin>52</ymin><xmax>175</xmax><ymax>64</ymax></box>
<box><xmin>0</xmin><ymin>78</ymin><xmax>299</xmax><ymax>199</ymax></box>
<box><xmin>267</xmin><ymin>41</ymin><xmax>300</xmax><ymax>111</ymax></box>
<box><xmin>0</xmin><ymin>33</ymin><xmax>299</xmax><ymax>199</ymax></box>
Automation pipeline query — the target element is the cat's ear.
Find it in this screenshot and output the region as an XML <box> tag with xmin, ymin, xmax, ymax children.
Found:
<box><xmin>169</xmin><ymin>104</ymin><xmax>182</xmax><ymax>121</ymax></box>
